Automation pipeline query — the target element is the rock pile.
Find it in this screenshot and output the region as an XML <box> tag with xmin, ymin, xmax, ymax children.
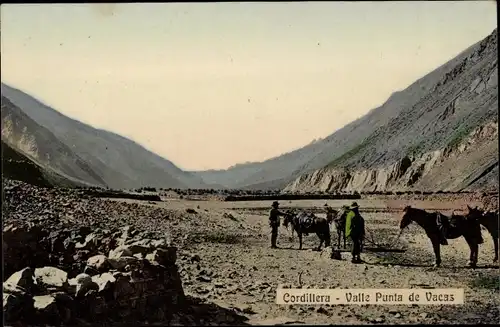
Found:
<box><xmin>3</xmin><ymin>179</ymin><xmax>251</xmax><ymax>325</ymax></box>
<box><xmin>3</xmin><ymin>223</ymin><xmax>185</xmax><ymax>325</ymax></box>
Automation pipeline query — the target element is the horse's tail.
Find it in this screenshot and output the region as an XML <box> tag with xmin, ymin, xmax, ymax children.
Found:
<box><xmin>322</xmin><ymin>220</ymin><xmax>332</xmax><ymax>246</ymax></box>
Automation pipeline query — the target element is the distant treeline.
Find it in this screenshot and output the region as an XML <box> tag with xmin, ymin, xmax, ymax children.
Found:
<box><xmin>223</xmin><ymin>193</ymin><xmax>362</xmax><ymax>202</ymax></box>
<box><xmin>80</xmin><ymin>189</ymin><xmax>162</xmax><ymax>202</ymax></box>
<box><xmin>72</xmin><ymin>184</ymin><xmax>497</xmax><ymax>202</ymax></box>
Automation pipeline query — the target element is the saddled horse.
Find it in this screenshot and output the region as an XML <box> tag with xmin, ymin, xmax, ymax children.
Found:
<box><xmin>283</xmin><ymin>210</ymin><xmax>331</xmax><ymax>251</ymax></box>
<box><xmin>466</xmin><ymin>206</ymin><xmax>499</xmax><ymax>262</ymax></box>
<box><xmin>399</xmin><ymin>205</ymin><xmax>483</xmax><ymax>268</ymax></box>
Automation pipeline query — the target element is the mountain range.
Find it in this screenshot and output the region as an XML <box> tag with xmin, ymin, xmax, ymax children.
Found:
<box><xmin>1</xmin><ymin>28</ymin><xmax>497</xmax><ymax>192</ymax></box>
<box><xmin>1</xmin><ymin>84</ymin><xmax>209</xmax><ymax>190</ymax></box>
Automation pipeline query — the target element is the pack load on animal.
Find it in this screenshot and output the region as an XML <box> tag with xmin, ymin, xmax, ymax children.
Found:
<box><xmin>297</xmin><ymin>212</ymin><xmax>314</xmax><ymax>235</ymax></box>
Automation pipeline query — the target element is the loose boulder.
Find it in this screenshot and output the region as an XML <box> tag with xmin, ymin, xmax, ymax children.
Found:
<box><xmin>34</xmin><ymin>267</ymin><xmax>69</xmax><ymax>293</ymax></box>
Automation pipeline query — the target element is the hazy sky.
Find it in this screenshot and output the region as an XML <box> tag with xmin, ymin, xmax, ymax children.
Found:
<box><xmin>1</xmin><ymin>2</ymin><xmax>497</xmax><ymax>171</ymax></box>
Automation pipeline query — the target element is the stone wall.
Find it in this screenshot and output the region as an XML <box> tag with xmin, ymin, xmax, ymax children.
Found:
<box><xmin>3</xmin><ymin>223</ymin><xmax>185</xmax><ymax>325</ymax></box>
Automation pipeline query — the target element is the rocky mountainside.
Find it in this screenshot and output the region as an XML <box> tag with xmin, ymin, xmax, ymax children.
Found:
<box><xmin>1</xmin><ymin>84</ymin><xmax>209</xmax><ymax>190</ymax></box>
<box><xmin>1</xmin><ymin>140</ymin><xmax>92</xmax><ymax>188</ymax></box>
<box><xmin>2</xmin><ymin>97</ymin><xmax>106</xmax><ymax>187</ymax></box>
<box><xmin>285</xmin><ymin>28</ymin><xmax>498</xmax><ymax>193</ymax></box>
<box><xmin>194</xmin><ymin>28</ymin><xmax>498</xmax><ymax>192</ymax></box>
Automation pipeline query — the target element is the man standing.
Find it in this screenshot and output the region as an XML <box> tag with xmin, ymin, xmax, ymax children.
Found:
<box><xmin>269</xmin><ymin>201</ymin><xmax>287</xmax><ymax>248</ymax></box>
<box><xmin>345</xmin><ymin>202</ymin><xmax>365</xmax><ymax>263</ymax></box>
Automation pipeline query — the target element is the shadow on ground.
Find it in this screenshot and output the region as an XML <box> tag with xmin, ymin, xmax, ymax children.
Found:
<box><xmin>364</xmin><ymin>260</ymin><xmax>499</xmax><ymax>270</ymax></box>
<box><xmin>92</xmin><ymin>296</ymin><xmax>251</xmax><ymax>326</ymax></box>
<box><xmin>178</xmin><ymin>296</ymin><xmax>251</xmax><ymax>326</ymax></box>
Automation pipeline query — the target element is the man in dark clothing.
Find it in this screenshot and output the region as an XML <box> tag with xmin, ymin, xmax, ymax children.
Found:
<box><xmin>345</xmin><ymin>202</ymin><xmax>365</xmax><ymax>263</ymax></box>
<box><xmin>269</xmin><ymin>201</ymin><xmax>287</xmax><ymax>248</ymax></box>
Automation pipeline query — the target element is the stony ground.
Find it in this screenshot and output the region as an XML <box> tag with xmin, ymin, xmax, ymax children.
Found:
<box><xmin>164</xmin><ymin>198</ymin><xmax>499</xmax><ymax>325</ymax></box>
<box><xmin>3</xmin><ymin>180</ymin><xmax>499</xmax><ymax>325</ymax></box>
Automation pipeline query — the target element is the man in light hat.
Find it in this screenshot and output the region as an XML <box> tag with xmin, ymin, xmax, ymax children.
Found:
<box><xmin>345</xmin><ymin>202</ymin><xmax>365</xmax><ymax>263</ymax></box>
<box><xmin>269</xmin><ymin>201</ymin><xmax>287</xmax><ymax>248</ymax></box>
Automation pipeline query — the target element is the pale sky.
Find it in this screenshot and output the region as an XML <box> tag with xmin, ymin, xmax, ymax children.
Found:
<box><xmin>1</xmin><ymin>2</ymin><xmax>497</xmax><ymax>171</ymax></box>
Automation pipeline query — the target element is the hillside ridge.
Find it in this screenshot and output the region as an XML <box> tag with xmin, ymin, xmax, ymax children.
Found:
<box><xmin>1</xmin><ymin>84</ymin><xmax>209</xmax><ymax>189</ymax></box>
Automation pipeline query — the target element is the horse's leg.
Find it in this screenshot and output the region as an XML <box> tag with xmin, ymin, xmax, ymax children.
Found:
<box><xmin>317</xmin><ymin>232</ymin><xmax>323</xmax><ymax>251</ymax></box>
<box><xmin>493</xmin><ymin>235</ymin><xmax>499</xmax><ymax>263</ymax></box>
<box><xmin>431</xmin><ymin>237</ymin><xmax>441</xmax><ymax>267</ymax></box>
<box><xmin>343</xmin><ymin>230</ymin><xmax>346</xmax><ymax>249</ymax></box>
<box><xmin>485</xmin><ymin>219</ymin><xmax>499</xmax><ymax>262</ymax></box>
<box><xmin>325</xmin><ymin>231</ymin><xmax>331</xmax><ymax>248</ymax></box>
<box><xmin>299</xmin><ymin>233</ymin><xmax>303</xmax><ymax>250</ymax></box>
<box><xmin>337</xmin><ymin>230</ymin><xmax>341</xmax><ymax>249</ymax></box>
<box><xmin>464</xmin><ymin>236</ymin><xmax>478</xmax><ymax>268</ymax></box>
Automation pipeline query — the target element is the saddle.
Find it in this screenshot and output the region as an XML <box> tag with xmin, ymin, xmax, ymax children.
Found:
<box><xmin>297</xmin><ymin>213</ymin><xmax>314</xmax><ymax>235</ymax></box>
<box><xmin>436</xmin><ymin>213</ymin><xmax>483</xmax><ymax>245</ymax></box>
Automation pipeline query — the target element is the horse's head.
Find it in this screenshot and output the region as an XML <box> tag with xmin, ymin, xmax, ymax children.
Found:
<box><xmin>400</xmin><ymin>205</ymin><xmax>414</xmax><ymax>229</ymax></box>
<box><xmin>283</xmin><ymin>210</ymin><xmax>295</xmax><ymax>228</ymax></box>
<box><xmin>326</xmin><ymin>208</ymin><xmax>338</xmax><ymax>224</ymax></box>
<box><xmin>465</xmin><ymin>205</ymin><xmax>483</xmax><ymax>221</ymax></box>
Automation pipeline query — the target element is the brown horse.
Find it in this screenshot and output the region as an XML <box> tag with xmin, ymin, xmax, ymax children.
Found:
<box><xmin>399</xmin><ymin>205</ymin><xmax>483</xmax><ymax>268</ymax></box>
<box><xmin>466</xmin><ymin>206</ymin><xmax>499</xmax><ymax>263</ymax></box>
<box><xmin>283</xmin><ymin>211</ymin><xmax>331</xmax><ymax>251</ymax></box>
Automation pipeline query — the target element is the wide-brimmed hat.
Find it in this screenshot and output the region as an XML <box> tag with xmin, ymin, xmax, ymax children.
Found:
<box><xmin>272</xmin><ymin>201</ymin><xmax>279</xmax><ymax>207</ymax></box>
<box><xmin>350</xmin><ymin>202</ymin><xmax>359</xmax><ymax>209</ymax></box>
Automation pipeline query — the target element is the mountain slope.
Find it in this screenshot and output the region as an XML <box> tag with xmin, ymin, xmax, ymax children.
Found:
<box><xmin>194</xmin><ymin>28</ymin><xmax>498</xmax><ymax>191</ymax></box>
<box><xmin>285</xmin><ymin>28</ymin><xmax>498</xmax><ymax>193</ymax></box>
<box><xmin>1</xmin><ymin>140</ymin><xmax>92</xmax><ymax>188</ymax></box>
<box><xmin>2</xmin><ymin>96</ymin><xmax>107</xmax><ymax>187</ymax></box>
<box><xmin>1</xmin><ymin>85</ymin><xmax>208</xmax><ymax>190</ymax></box>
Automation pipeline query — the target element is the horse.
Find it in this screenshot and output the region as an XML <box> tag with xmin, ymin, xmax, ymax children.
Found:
<box><xmin>399</xmin><ymin>205</ymin><xmax>484</xmax><ymax>268</ymax></box>
<box><xmin>283</xmin><ymin>210</ymin><xmax>331</xmax><ymax>251</ymax></box>
<box><xmin>466</xmin><ymin>206</ymin><xmax>499</xmax><ymax>262</ymax></box>
<box><xmin>325</xmin><ymin>208</ymin><xmax>338</xmax><ymax>225</ymax></box>
<box><xmin>326</xmin><ymin>207</ymin><xmax>348</xmax><ymax>249</ymax></box>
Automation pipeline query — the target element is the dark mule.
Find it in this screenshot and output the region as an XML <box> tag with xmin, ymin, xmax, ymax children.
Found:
<box><xmin>466</xmin><ymin>206</ymin><xmax>499</xmax><ymax>262</ymax></box>
<box><xmin>283</xmin><ymin>211</ymin><xmax>331</xmax><ymax>251</ymax></box>
<box><xmin>399</xmin><ymin>205</ymin><xmax>484</xmax><ymax>268</ymax></box>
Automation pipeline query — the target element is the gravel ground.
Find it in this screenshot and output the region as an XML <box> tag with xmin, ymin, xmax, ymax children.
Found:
<box><xmin>3</xmin><ymin>180</ymin><xmax>499</xmax><ymax>325</ymax></box>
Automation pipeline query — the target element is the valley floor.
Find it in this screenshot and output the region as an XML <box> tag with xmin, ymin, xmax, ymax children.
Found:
<box><xmin>113</xmin><ymin>197</ymin><xmax>499</xmax><ymax>325</ymax></box>
<box><xmin>3</xmin><ymin>180</ymin><xmax>498</xmax><ymax>325</ymax></box>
